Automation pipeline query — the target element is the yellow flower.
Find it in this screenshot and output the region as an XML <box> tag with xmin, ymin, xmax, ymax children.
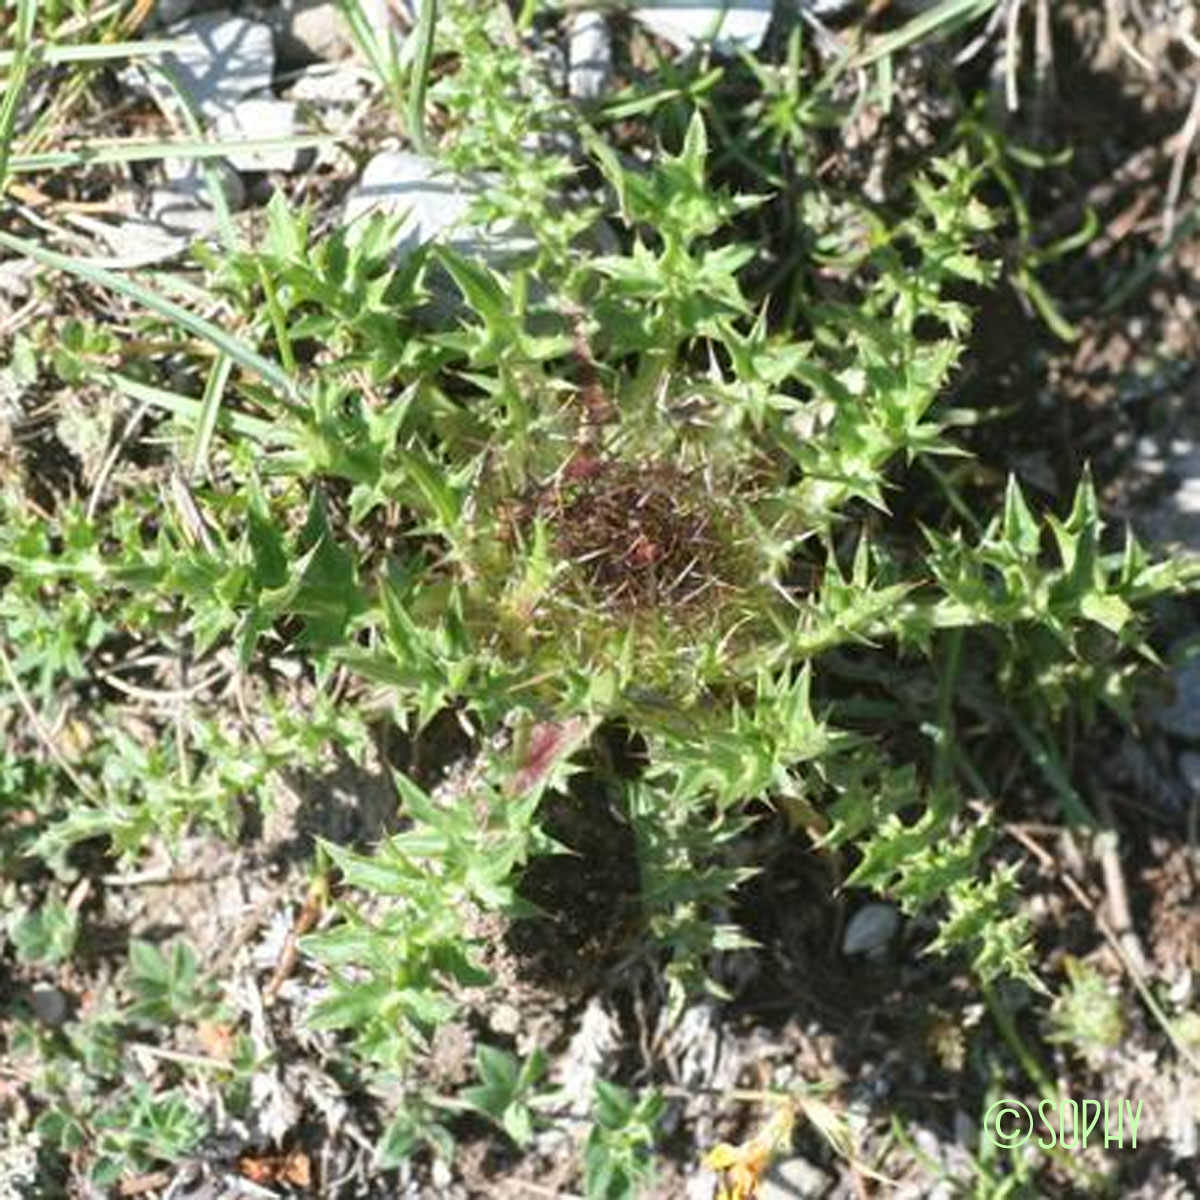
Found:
<box><xmin>703</xmin><ymin>1099</ymin><xmax>795</xmax><ymax>1200</ymax></box>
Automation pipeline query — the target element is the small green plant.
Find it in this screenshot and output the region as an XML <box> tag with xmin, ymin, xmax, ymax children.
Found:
<box><xmin>36</xmin><ymin>1083</ymin><xmax>209</xmax><ymax>1189</ymax></box>
<box><xmin>1045</xmin><ymin>954</ymin><xmax>1126</xmax><ymax>1066</ymax></box>
<box><xmin>584</xmin><ymin>1081</ymin><xmax>667</xmax><ymax>1200</ymax></box>
<box><xmin>123</xmin><ymin>938</ymin><xmax>224</xmax><ymax>1027</ymax></box>
<box><xmin>8</xmin><ymin>894</ymin><xmax>78</xmax><ymax>965</ymax></box>
<box><xmin>459</xmin><ymin>1045</ymin><xmax>552</xmax><ymax>1147</ymax></box>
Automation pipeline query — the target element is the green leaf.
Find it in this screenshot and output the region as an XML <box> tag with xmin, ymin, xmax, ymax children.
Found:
<box><xmin>1001</xmin><ymin>475</ymin><xmax>1041</xmax><ymax>558</ymax></box>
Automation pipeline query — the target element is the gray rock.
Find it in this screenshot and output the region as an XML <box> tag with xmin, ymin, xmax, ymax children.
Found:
<box><xmin>266</xmin><ymin>0</ymin><xmax>405</xmax><ymax>68</ymax></box>
<box><xmin>1135</xmin><ymin>439</ymin><xmax>1200</xmax><ymax>554</ymax></box>
<box><xmin>152</xmin><ymin>0</ymin><xmax>202</xmax><ymax>23</ymax></box>
<box><xmin>215</xmin><ymin>99</ymin><xmax>306</xmax><ymax>172</ymax></box>
<box><xmin>841</xmin><ymin>901</ymin><xmax>900</xmax><ymax>959</ymax></box>
<box><xmin>1154</xmin><ymin>646</ymin><xmax>1200</xmax><ymax>740</ymax></box>
<box><xmin>0</xmin><ymin>258</ymin><xmax>37</xmax><ymax>299</ymax></box>
<box><xmin>162</xmin><ymin>154</ymin><xmax>244</xmax><ymax>199</ymax></box>
<box><xmin>489</xmin><ymin>1002</ymin><xmax>520</xmax><ymax>1035</ymax></box>
<box><xmin>154</xmin><ymin>13</ymin><xmax>275</xmax><ymax>120</ymax></box>
<box><xmin>1168</xmin><ymin>966</ymin><xmax>1193</xmax><ymax>1007</ymax></box>
<box><xmin>150</xmin><ymin>159</ymin><xmax>245</xmax><ymax>236</ymax></box>
<box><xmin>759</xmin><ymin>1156</ymin><xmax>832</xmax><ymax>1199</ymax></box>
<box><xmin>148</xmin><ymin>191</ymin><xmax>221</xmax><ymax>238</ymax></box>
<box><xmin>1179</xmin><ymin>750</ymin><xmax>1200</xmax><ymax>794</ymax></box>
<box><xmin>568</xmin><ymin>11</ymin><xmax>612</xmax><ymax>101</ymax></box>
<box><xmin>31</xmin><ymin>986</ymin><xmax>70</xmax><ymax>1026</ymax></box>
<box><xmin>60</xmin><ymin>210</ymin><xmax>191</xmax><ymax>267</ymax></box>
<box><xmin>631</xmin><ymin>1</ymin><xmax>773</xmax><ymax>55</ymax></box>
<box><xmin>287</xmin><ymin>64</ymin><xmax>370</xmax><ymax>105</ymax></box>
<box><xmin>343</xmin><ymin>150</ymin><xmax>536</xmax><ymax>267</ymax></box>
<box><xmin>149</xmin><ymin>0</ymin><xmax>228</xmax><ymax>26</ymax></box>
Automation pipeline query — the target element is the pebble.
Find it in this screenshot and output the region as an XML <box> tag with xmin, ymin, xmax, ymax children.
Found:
<box><xmin>343</xmin><ymin>150</ymin><xmax>536</xmax><ymax>266</ymax></box>
<box><xmin>567</xmin><ymin>11</ymin><xmax>612</xmax><ymax>101</ymax></box>
<box><xmin>288</xmin><ymin>65</ymin><xmax>370</xmax><ymax>105</ymax></box>
<box><xmin>1138</xmin><ymin>444</ymin><xmax>1200</xmax><ymax>553</ymax></box>
<box><xmin>156</xmin><ymin>13</ymin><xmax>275</xmax><ymax>120</ymax></box>
<box><xmin>150</xmin><ymin>159</ymin><xmax>245</xmax><ymax>237</ymax></box>
<box><xmin>151</xmin><ymin>0</ymin><xmax>203</xmax><ymax>24</ymax></box>
<box><xmin>31</xmin><ymin>986</ymin><xmax>70</xmax><ymax>1026</ymax></box>
<box><xmin>0</xmin><ymin>258</ymin><xmax>38</xmax><ymax>299</ymax></box>
<box><xmin>1153</xmin><ymin>646</ymin><xmax>1200</xmax><ymax>740</ymax></box>
<box><xmin>215</xmin><ymin>99</ymin><xmax>307</xmax><ymax>172</ymax></box>
<box><xmin>758</xmin><ymin>1156</ymin><xmax>832</xmax><ymax>1199</ymax></box>
<box><xmin>267</xmin><ymin>0</ymin><xmax>405</xmax><ymax>68</ymax></box>
<box><xmin>631</xmin><ymin>1</ymin><xmax>773</xmax><ymax>55</ymax></box>
<box><xmin>841</xmin><ymin>902</ymin><xmax>900</xmax><ymax>959</ymax></box>
<box><xmin>1180</xmin><ymin>751</ymin><xmax>1200</xmax><ymax>794</ymax></box>
<box><xmin>489</xmin><ymin>1002</ymin><xmax>521</xmax><ymax>1036</ymax></box>
<box><xmin>1168</xmin><ymin>967</ymin><xmax>1193</xmax><ymax>1007</ymax></box>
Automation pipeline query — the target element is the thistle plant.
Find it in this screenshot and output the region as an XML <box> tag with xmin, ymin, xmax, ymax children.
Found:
<box><xmin>2</xmin><ymin>0</ymin><xmax>1198</xmax><ymax>1192</ymax></box>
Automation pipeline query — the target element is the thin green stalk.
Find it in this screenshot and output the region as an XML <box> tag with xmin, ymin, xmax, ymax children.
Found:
<box><xmin>258</xmin><ymin>261</ymin><xmax>295</xmax><ymax>377</ymax></box>
<box><xmin>0</xmin><ymin>38</ymin><xmax>187</xmax><ymax>68</ymax></box>
<box><xmin>980</xmin><ymin>978</ymin><xmax>1055</xmax><ymax>1101</ymax></box>
<box><xmin>189</xmin><ymin>354</ymin><xmax>234</xmax><ymax>481</ymax></box>
<box><xmin>408</xmin><ymin>0</ymin><xmax>438</xmax><ymax>154</ymax></box>
<box><xmin>0</xmin><ymin>0</ymin><xmax>39</xmax><ymax>193</ymax></box>
<box><xmin>7</xmin><ymin>135</ymin><xmax>331</xmax><ymax>174</ymax></box>
<box><xmin>0</xmin><ymin>229</ymin><xmax>298</xmax><ymax>403</ymax></box>
<box><xmin>932</xmin><ymin>627</ymin><xmax>963</xmax><ymax>793</ymax></box>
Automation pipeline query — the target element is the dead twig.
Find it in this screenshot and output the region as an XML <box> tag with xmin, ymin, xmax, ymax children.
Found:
<box><xmin>1092</xmin><ymin>790</ymin><xmax>1151</xmax><ymax>978</ymax></box>
<box><xmin>1003</xmin><ymin>0</ymin><xmax>1023</xmax><ymax>114</ymax></box>
<box><xmin>263</xmin><ymin>877</ymin><xmax>328</xmax><ymax>1006</ymax></box>
<box><xmin>996</xmin><ymin>817</ymin><xmax>1200</xmax><ymax>1075</ymax></box>
<box><xmin>1162</xmin><ymin>76</ymin><xmax>1200</xmax><ymax>247</ymax></box>
<box><xmin>86</xmin><ymin>399</ymin><xmax>151</xmax><ymax>521</ymax></box>
<box><xmin>0</xmin><ymin>639</ymin><xmax>98</xmax><ymax>801</ymax></box>
<box><xmin>93</xmin><ymin>660</ymin><xmax>229</xmax><ymax>704</ymax></box>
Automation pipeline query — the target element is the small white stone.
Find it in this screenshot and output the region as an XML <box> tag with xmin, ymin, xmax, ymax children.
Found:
<box><xmin>568</xmin><ymin>12</ymin><xmax>612</xmax><ymax>100</ymax></box>
<box><xmin>150</xmin><ymin>159</ymin><xmax>245</xmax><ymax>237</ymax></box>
<box><xmin>159</xmin><ymin>155</ymin><xmax>244</xmax><ymax>203</ymax></box>
<box><xmin>490</xmin><ymin>1003</ymin><xmax>521</xmax><ymax>1035</ymax></box>
<box><xmin>288</xmin><ymin>65</ymin><xmax>369</xmax><ymax>105</ymax></box>
<box><xmin>1168</xmin><ymin>967</ymin><xmax>1193</xmax><ymax>1007</ymax></box>
<box><xmin>343</xmin><ymin>150</ymin><xmax>535</xmax><ymax>266</ymax></box>
<box><xmin>0</xmin><ymin>258</ymin><xmax>38</xmax><ymax>298</ymax></box>
<box><xmin>1135</xmin><ymin>435</ymin><xmax>1162</xmax><ymax>462</ymax></box>
<box><xmin>632</xmin><ymin>1</ymin><xmax>772</xmax><ymax>55</ymax></box>
<box><xmin>912</xmin><ymin>1126</ymin><xmax>943</xmax><ymax>1163</ymax></box>
<box><xmin>841</xmin><ymin>902</ymin><xmax>900</xmax><ymax>959</ymax></box>
<box><xmin>268</xmin><ymin>0</ymin><xmax>405</xmax><ymax>68</ymax></box>
<box><xmin>216</xmin><ymin>99</ymin><xmax>305</xmax><ymax>172</ymax></box>
<box><xmin>77</xmin><ymin>213</ymin><xmax>190</xmax><ymax>266</ymax></box>
<box><xmin>759</xmin><ymin>1157</ymin><xmax>832</xmax><ymax>1200</ymax></box>
<box><xmin>137</xmin><ymin>14</ymin><xmax>275</xmax><ymax>121</ymax></box>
